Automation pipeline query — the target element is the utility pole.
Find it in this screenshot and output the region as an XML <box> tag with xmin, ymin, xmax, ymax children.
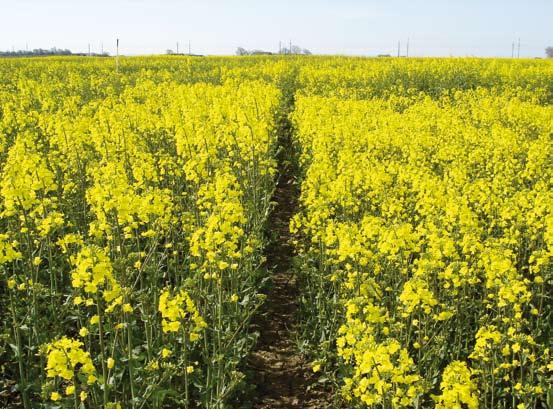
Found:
<box><xmin>188</xmin><ymin>40</ymin><xmax>191</xmax><ymax>55</ymax></box>
<box><xmin>289</xmin><ymin>40</ymin><xmax>292</xmax><ymax>55</ymax></box>
<box><xmin>397</xmin><ymin>41</ymin><xmax>401</xmax><ymax>57</ymax></box>
<box><xmin>406</xmin><ymin>38</ymin><xmax>410</xmax><ymax>57</ymax></box>
<box><xmin>517</xmin><ymin>38</ymin><xmax>520</xmax><ymax>58</ymax></box>
<box><xmin>88</xmin><ymin>43</ymin><xmax>91</xmax><ymax>56</ymax></box>
<box><xmin>116</xmin><ymin>38</ymin><xmax>119</xmax><ymax>72</ymax></box>
<box><xmin>101</xmin><ymin>42</ymin><xmax>104</xmax><ymax>55</ymax></box>
<box><xmin>511</xmin><ymin>41</ymin><xmax>515</xmax><ymax>58</ymax></box>
<box><xmin>176</xmin><ymin>42</ymin><xmax>179</xmax><ymax>54</ymax></box>
<box><xmin>279</xmin><ymin>41</ymin><xmax>281</xmax><ymax>54</ymax></box>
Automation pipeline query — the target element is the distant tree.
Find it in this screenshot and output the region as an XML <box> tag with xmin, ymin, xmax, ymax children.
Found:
<box><xmin>280</xmin><ymin>44</ymin><xmax>312</xmax><ymax>55</ymax></box>
<box><xmin>236</xmin><ymin>44</ymin><xmax>311</xmax><ymax>56</ymax></box>
<box><xmin>250</xmin><ymin>49</ymin><xmax>273</xmax><ymax>55</ymax></box>
<box><xmin>236</xmin><ymin>47</ymin><xmax>274</xmax><ymax>56</ymax></box>
<box><xmin>0</xmin><ymin>47</ymin><xmax>76</xmax><ymax>57</ymax></box>
<box><xmin>236</xmin><ymin>47</ymin><xmax>249</xmax><ymax>56</ymax></box>
<box><xmin>546</xmin><ymin>47</ymin><xmax>553</xmax><ymax>58</ymax></box>
<box><xmin>166</xmin><ymin>49</ymin><xmax>174</xmax><ymax>55</ymax></box>
<box><xmin>0</xmin><ymin>47</ymin><xmax>109</xmax><ymax>58</ymax></box>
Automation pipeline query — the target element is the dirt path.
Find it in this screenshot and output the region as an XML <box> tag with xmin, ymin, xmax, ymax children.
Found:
<box><xmin>245</xmin><ymin>94</ymin><xmax>332</xmax><ymax>408</ymax></box>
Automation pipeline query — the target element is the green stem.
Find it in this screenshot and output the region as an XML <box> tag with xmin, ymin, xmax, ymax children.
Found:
<box><xmin>183</xmin><ymin>326</ymin><xmax>189</xmax><ymax>409</ymax></box>
<box><xmin>127</xmin><ymin>312</ymin><xmax>136</xmax><ymax>408</ymax></box>
<box><xmin>97</xmin><ymin>299</ymin><xmax>108</xmax><ymax>406</ymax></box>
<box><xmin>73</xmin><ymin>373</ymin><xmax>79</xmax><ymax>409</ymax></box>
<box><xmin>10</xmin><ymin>291</ymin><xmax>30</xmax><ymax>409</ymax></box>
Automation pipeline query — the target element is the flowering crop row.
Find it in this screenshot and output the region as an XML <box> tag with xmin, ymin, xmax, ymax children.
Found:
<box><xmin>0</xmin><ymin>58</ymin><xmax>280</xmax><ymax>408</ymax></box>
<box><xmin>297</xmin><ymin>57</ymin><xmax>553</xmax><ymax>103</ymax></box>
<box><xmin>292</xmin><ymin>86</ymin><xmax>552</xmax><ymax>408</ymax></box>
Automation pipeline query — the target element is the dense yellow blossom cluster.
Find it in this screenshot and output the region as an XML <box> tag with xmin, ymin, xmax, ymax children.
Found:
<box><xmin>433</xmin><ymin>361</ymin><xmax>479</xmax><ymax>409</ymax></box>
<box><xmin>45</xmin><ymin>337</ymin><xmax>96</xmax><ymax>380</ymax></box>
<box><xmin>158</xmin><ymin>288</ymin><xmax>206</xmax><ymax>337</ymax></box>
<box><xmin>44</xmin><ymin>337</ymin><xmax>97</xmax><ymax>403</ymax></box>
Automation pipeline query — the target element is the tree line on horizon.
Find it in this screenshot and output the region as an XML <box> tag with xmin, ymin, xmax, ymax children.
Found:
<box><xmin>236</xmin><ymin>44</ymin><xmax>312</xmax><ymax>56</ymax></box>
<box><xmin>2</xmin><ymin>45</ymin><xmax>552</xmax><ymax>58</ymax></box>
<box><xmin>0</xmin><ymin>47</ymin><xmax>110</xmax><ymax>57</ymax></box>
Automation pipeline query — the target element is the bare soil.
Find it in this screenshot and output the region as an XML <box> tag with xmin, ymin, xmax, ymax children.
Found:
<box><xmin>246</xmin><ymin>113</ymin><xmax>333</xmax><ymax>408</ymax></box>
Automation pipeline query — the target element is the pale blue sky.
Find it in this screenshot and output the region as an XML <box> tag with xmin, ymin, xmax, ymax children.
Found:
<box><xmin>0</xmin><ymin>0</ymin><xmax>551</xmax><ymax>57</ymax></box>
